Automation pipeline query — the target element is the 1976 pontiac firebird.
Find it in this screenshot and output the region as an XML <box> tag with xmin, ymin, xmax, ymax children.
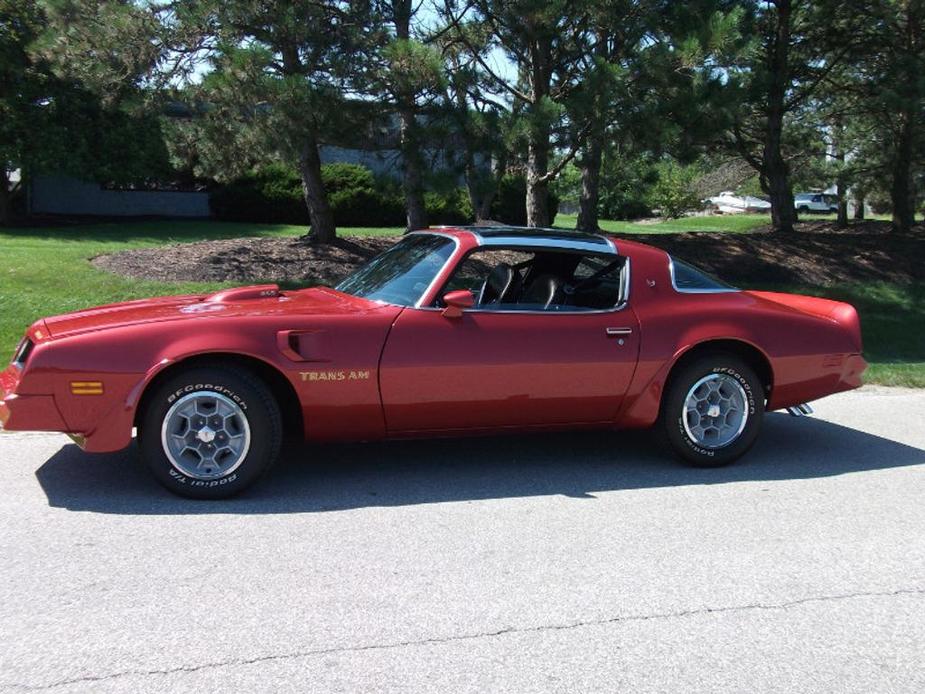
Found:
<box><xmin>1</xmin><ymin>227</ymin><xmax>866</xmax><ymax>498</ymax></box>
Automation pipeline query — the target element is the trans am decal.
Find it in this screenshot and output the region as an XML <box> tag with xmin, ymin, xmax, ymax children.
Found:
<box><xmin>299</xmin><ymin>370</ymin><xmax>371</xmax><ymax>382</ymax></box>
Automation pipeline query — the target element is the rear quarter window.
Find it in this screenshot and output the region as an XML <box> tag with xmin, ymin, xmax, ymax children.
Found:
<box><xmin>670</xmin><ymin>257</ymin><xmax>737</xmax><ymax>292</ymax></box>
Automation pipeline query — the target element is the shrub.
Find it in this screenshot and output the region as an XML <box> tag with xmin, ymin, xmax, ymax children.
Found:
<box><xmin>209</xmin><ymin>163</ymin><xmax>306</xmax><ymax>224</ymax></box>
<box><xmin>321</xmin><ymin>162</ymin><xmax>376</xmax><ymax>193</ymax></box>
<box><xmin>425</xmin><ymin>188</ymin><xmax>473</xmax><ymax>225</ymax></box>
<box><xmin>552</xmin><ymin>155</ymin><xmax>655</xmax><ymax>222</ymax></box>
<box><xmin>326</xmin><ymin>165</ymin><xmax>405</xmax><ymax>226</ymax></box>
<box><xmin>211</xmin><ymin>163</ymin><xmax>406</xmax><ymax>226</ymax></box>
<box><xmin>598</xmin><ymin>154</ymin><xmax>656</xmax><ymax>220</ymax></box>
<box><xmin>212</xmin><ymin>162</ymin><xmax>530</xmax><ymax>228</ymax></box>
<box><xmin>648</xmin><ymin>161</ymin><xmax>702</xmax><ymax>219</ymax></box>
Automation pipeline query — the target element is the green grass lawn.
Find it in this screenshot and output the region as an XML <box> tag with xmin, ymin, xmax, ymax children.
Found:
<box><xmin>556</xmin><ymin>212</ymin><xmax>772</xmax><ymax>234</ymax></box>
<box><xmin>1</xmin><ymin>219</ymin><xmax>921</xmax><ymax>388</ymax></box>
<box><xmin>555</xmin><ymin>211</ymin><xmax>897</xmax><ymax>234</ymax></box>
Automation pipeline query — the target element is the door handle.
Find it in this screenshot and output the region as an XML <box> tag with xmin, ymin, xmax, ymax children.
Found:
<box><xmin>605</xmin><ymin>327</ymin><xmax>633</xmax><ymax>336</ymax></box>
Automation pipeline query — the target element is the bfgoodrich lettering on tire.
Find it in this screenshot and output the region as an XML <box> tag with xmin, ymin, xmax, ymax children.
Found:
<box><xmin>139</xmin><ymin>365</ymin><xmax>282</xmax><ymax>499</ymax></box>
<box><xmin>662</xmin><ymin>353</ymin><xmax>764</xmax><ymax>468</ymax></box>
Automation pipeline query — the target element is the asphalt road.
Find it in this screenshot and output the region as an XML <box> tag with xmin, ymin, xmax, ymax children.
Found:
<box><xmin>1</xmin><ymin>386</ymin><xmax>924</xmax><ymax>693</ymax></box>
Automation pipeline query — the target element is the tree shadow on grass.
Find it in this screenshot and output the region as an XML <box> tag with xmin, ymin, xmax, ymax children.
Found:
<box><xmin>1</xmin><ymin>220</ymin><xmax>301</xmax><ymax>245</ymax></box>
<box><xmin>35</xmin><ymin>412</ymin><xmax>925</xmax><ymax>516</ymax></box>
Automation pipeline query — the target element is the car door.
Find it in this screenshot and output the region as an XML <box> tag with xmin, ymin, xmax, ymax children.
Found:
<box><xmin>378</xmin><ymin>285</ymin><xmax>641</xmax><ymax>434</ymax></box>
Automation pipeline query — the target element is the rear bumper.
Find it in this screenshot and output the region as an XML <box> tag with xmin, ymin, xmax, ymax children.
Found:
<box><xmin>840</xmin><ymin>353</ymin><xmax>868</xmax><ymax>390</ymax></box>
<box><xmin>0</xmin><ymin>366</ymin><xmax>69</xmax><ymax>433</ymax></box>
<box><xmin>768</xmin><ymin>352</ymin><xmax>868</xmax><ymax>412</ymax></box>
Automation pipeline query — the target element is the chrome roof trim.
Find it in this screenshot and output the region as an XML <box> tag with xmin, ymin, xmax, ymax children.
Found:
<box><xmin>430</xmin><ymin>226</ymin><xmax>617</xmax><ymax>254</ymax></box>
<box><xmin>478</xmin><ymin>236</ymin><xmax>618</xmax><ymax>254</ymax></box>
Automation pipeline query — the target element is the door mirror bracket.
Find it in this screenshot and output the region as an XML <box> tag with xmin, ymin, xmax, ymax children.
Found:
<box><xmin>441</xmin><ymin>290</ymin><xmax>475</xmax><ymax>318</ymax></box>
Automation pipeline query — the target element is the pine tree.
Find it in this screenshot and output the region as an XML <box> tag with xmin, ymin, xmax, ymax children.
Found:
<box><xmin>159</xmin><ymin>1</ymin><xmax>373</xmax><ymax>243</ymax></box>
<box><xmin>721</xmin><ymin>1</ymin><xmax>860</xmax><ymax>232</ymax></box>
<box><xmin>443</xmin><ymin>0</ymin><xmax>591</xmax><ymax>227</ymax></box>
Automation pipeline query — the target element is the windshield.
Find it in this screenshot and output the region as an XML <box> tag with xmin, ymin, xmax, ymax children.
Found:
<box><xmin>335</xmin><ymin>234</ymin><xmax>456</xmax><ymax>306</ymax></box>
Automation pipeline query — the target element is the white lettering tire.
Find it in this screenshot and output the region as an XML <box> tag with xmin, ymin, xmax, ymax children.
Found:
<box><xmin>662</xmin><ymin>354</ymin><xmax>764</xmax><ymax>468</ymax></box>
<box><xmin>139</xmin><ymin>365</ymin><xmax>282</xmax><ymax>499</ymax></box>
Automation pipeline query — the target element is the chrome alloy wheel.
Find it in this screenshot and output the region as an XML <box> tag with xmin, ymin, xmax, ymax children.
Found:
<box><xmin>682</xmin><ymin>374</ymin><xmax>749</xmax><ymax>449</ymax></box>
<box><xmin>161</xmin><ymin>392</ymin><xmax>251</xmax><ymax>480</ymax></box>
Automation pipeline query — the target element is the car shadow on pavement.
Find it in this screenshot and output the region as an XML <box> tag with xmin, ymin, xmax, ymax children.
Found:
<box><xmin>35</xmin><ymin>412</ymin><xmax>925</xmax><ymax>515</ymax></box>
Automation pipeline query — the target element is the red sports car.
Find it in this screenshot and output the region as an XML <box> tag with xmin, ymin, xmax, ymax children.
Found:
<box><xmin>1</xmin><ymin>227</ymin><xmax>866</xmax><ymax>498</ymax></box>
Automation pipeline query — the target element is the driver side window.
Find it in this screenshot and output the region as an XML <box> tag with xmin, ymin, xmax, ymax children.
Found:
<box><xmin>442</xmin><ymin>250</ymin><xmax>534</xmax><ymax>298</ymax></box>
<box><xmin>438</xmin><ymin>248</ymin><xmax>626</xmax><ymax>312</ymax></box>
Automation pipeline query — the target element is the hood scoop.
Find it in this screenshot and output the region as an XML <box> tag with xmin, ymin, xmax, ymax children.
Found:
<box><xmin>205</xmin><ymin>284</ymin><xmax>281</xmax><ymax>303</ymax></box>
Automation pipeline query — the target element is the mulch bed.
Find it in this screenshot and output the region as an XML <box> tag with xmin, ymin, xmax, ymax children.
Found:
<box><xmin>93</xmin><ymin>236</ymin><xmax>398</xmax><ymax>286</ymax></box>
<box><xmin>646</xmin><ymin>220</ymin><xmax>924</xmax><ymax>286</ymax></box>
<box><xmin>92</xmin><ymin>220</ymin><xmax>925</xmax><ymax>288</ymax></box>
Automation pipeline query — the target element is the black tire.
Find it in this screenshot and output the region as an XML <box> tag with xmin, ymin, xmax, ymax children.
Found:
<box><xmin>662</xmin><ymin>354</ymin><xmax>764</xmax><ymax>468</ymax></box>
<box><xmin>138</xmin><ymin>365</ymin><xmax>282</xmax><ymax>499</ymax></box>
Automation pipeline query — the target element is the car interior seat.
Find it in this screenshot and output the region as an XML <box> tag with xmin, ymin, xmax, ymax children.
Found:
<box><xmin>521</xmin><ymin>274</ymin><xmax>562</xmax><ymax>309</ymax></box>
<box><xmin>478</xmin><ymin>262</ymin><xmax>523</xmax><ymax>306</ymax></box>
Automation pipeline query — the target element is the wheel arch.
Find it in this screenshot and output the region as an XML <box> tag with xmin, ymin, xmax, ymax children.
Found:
<box><xmin>662</xmin><ymin>339</ymin><xmax>774</xmax><ymax>410</ymax></box>
<box><xmin>133</xmin><ymin>352</ymin><xmax>303</xmax><ymax>440</ymax></box>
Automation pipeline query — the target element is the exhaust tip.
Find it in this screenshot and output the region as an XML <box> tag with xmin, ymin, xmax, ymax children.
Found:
<box><xmin>786</xmin><ymin>403</ymin><xmax>814</xmax><ymax>417</ymax></box>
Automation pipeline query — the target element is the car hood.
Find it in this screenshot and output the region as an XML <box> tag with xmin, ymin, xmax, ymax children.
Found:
<box><xmin>41</xmin><ymin>285</ymin><xmax>389</xmax><ymax>339</ymax></box>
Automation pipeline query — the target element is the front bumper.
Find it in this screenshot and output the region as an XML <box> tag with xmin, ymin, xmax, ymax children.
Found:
<box><xmin>0</xmin><ymin>366</ymin><xmax>69</xmax><ymax>433</ymax></box>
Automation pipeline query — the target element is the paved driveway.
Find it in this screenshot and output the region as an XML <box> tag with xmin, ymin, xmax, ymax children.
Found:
<box><xmin>1</xmin><ymin>387</ymin><xmax>923</xmax><ymax>693</ymax></box>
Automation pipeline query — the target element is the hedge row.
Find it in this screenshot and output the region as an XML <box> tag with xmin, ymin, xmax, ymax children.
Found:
<box><xmin>210</xmin><ymin>163</ymin><xmax>557</xmax><ymax>228</ymax></box>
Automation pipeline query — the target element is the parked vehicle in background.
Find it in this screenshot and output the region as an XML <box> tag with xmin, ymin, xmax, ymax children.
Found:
<box><xmin>703</xmin><ymin>192</ymin><xmax>772</xmax><ymax>214</ymax></box>
<box><xmin>794</xmin><ymin>193</ymin><xmax>838</xmax><ymax>213</ymax></box>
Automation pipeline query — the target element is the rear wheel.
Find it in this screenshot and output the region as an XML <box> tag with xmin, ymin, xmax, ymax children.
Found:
<box><xmin>662</xmin><ymin>354</ymin><xmax>764</xmax><ymax>467</ymax></box>
<box><xmin>139</xmin><ymin>365</ymin><xmax>282</xmax><ymax>499</ymax></box>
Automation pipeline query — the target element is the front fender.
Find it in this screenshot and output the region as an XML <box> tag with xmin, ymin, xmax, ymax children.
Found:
<box><xmin>28</xmin><ymin>320</ymin><xmax>299</xmax><ymax>453</ymax></box>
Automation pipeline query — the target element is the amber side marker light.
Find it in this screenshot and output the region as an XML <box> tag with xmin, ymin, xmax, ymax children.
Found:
<box><xmin>70</xmin><ymin>381</ymin><xmax>104</xmax><ymax>395</ymax></box>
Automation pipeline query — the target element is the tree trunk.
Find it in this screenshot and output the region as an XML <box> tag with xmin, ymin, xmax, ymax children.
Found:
<box><xmin>853</xmin><ymin>193</ymin><xmax>865</xmax><ymax>220</ymax></box>
<box><xmin>464</xmin><ymin>152</ymin><xmax>498</xmax><ymax>222</ymax></box>
<box><xmin>393</xmin><ymin>1</ymin><xmax>427</xmax><ymax>232</ymax></box>
<box><xmin>836</xmin><ymin>193</ymin><xmax>849</xmax><ymax>228</ymax></box>
<box><xmin>0</xmin><ymin>169</ymin><xmax>10</xmax><ymax>227</ymax></box>
<box><xmin>766</xmin><ymin>175</ymin><xmax>797</xmax><ymax>232</ymax></box>
<box><xmin>525</xmin><ymin>38</ymin><xmax>552</xmax><ymax>228</ymax></box>
<box><xmin>464</xmin><ymin>154</ymin><xmax>482</xmax><ymax>221</ymax></box>
<box><xmin>297</xmin><ymin>134</ymin><xmax>336</xmax><ymax>244</ymax></box>
<box><xmin>762</xmin><ymin>0</ymin><xmax>797</xmax><ymax>233</ymax></box>
<box><xmin>833</xmin><ymin>117</ymin><xmax>849</xmax><ymax>228</ymax></box>
<box><xmin>451</xmin><ymin>66</ymin><xmax>496</xmax><ymax>223</ymax></box>
<box><xmin>398</xmin><ymin>105</ymin><xmax>427</xmax><ymax>231</ymax></box>
<box><xmin>576</xmin><ymin>135</ymin><xmax>603</xmax><ymax>232</ymax></box>
<box><xmin>526</xmin><ymin>137</ymin><xmax>550</xmax><ymax>227</ymax></box>
<box><xmin>890</xmin><ymin>112</ymin><xmax>915</xmax><ymax>234</ymax></box>
<box><xmin>280</xmin><ymin>44</ymin><xmax>335</xmax><ymax>243</ymax></box>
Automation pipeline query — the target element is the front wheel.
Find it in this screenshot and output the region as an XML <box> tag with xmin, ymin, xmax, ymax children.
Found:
<box><xmin>138</xmin><ymin>365</ymin><xmax>282</xmax><ymax>499</ymax></box>
<box><xmin>662</xmin><ymin>354</ymin><xmax>764</xmax><ymax>467</ymax></box>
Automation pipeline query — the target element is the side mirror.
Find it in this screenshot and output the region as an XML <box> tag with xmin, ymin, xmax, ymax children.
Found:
<box><xmin>442</xmin><ymin>289</ymin><xmax>475</xmax><ymax>318</ymax></box>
